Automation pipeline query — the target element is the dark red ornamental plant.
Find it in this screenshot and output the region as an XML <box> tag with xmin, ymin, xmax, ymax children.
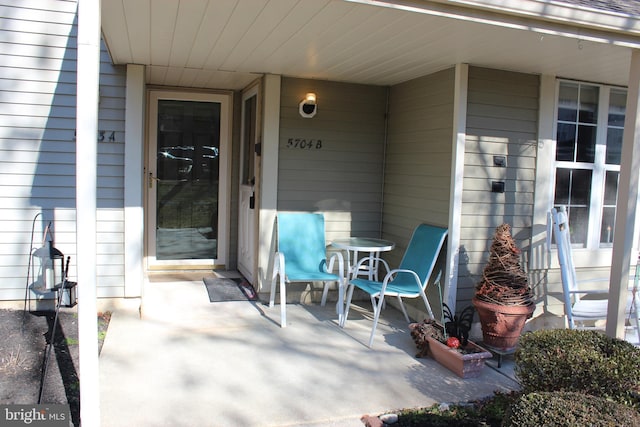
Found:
<box><xmin>473</xmin><ymin>223</ymin><xmax>535</xmax><ymax>350</ymax></box>
<box><xmin>475</xmin><ymin>223</ymin><xmax>534</xmax><ymax>307</ymax></box>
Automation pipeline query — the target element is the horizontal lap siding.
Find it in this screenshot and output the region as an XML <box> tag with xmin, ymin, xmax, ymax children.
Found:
<box><xmin>278</xmin><ymin>78</ymin><xmax>388</xmax><ymax>241</ymax></box>
<box><xmin>457</xmin><ymin>66</ymin><xmax>540</xmax><ymax>309</ymax></box>
<box><xmin>383</xmin><ymin>69</ymin><xmax>454</xmax><ymax>268</ymax></box>
<box><xmin>0</xmin><ymin>0</ymin><xmax>127</xmax><ymax>300</ymax></box>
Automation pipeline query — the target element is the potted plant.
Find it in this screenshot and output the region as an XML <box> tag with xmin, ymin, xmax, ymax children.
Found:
<box><xmin>472</xmin><ymin>224</ymin><xmax>535</xmax><ymax>351</ymax></box>
<box><xmin>409</xmin><ymin>305</ymin><xmax>492</xmax><ymax>378</ymax></box>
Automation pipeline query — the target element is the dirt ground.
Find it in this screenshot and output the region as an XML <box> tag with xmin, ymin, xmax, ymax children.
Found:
<box><xmin>0</xmin><ymin>308</ymin><xmax>110</xmax><ymax>427</ymax></box>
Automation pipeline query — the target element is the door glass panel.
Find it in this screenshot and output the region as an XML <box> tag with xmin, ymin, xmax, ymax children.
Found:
<box><xmin>156</xmin><ymin>100</ymin><xmax>220</xmax><ymax>260</ymax></box>
<box><xmin>241</xmin><ymin>95</ymin><xmax>256</xmax><ymax>185</ymax></box>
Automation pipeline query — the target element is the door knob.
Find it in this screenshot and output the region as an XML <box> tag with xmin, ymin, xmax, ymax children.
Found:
<box><xmin>148</xmin><ymin>172</ymin><xmax>160</xmax><ymax>188</ymax></box>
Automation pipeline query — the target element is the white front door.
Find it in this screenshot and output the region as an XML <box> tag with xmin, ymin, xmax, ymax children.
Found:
<box><xmin>237</xmin><ymin>83</ymin><xmax>261</xmax><ymax>283</ymax></box>
<box><xmin>147</xmin><ymin>90</ymin><xmax>231</xmax><ymax>269</ymax></box>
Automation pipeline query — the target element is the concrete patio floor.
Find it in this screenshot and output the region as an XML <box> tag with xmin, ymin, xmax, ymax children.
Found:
<box><xmin>99</xmin><ymin>273</ymin><xmax>520</xmax><ymax>427</ymax></box>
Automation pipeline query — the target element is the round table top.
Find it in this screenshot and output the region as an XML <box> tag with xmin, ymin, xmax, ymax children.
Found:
<box><xmin>331</xmin><ymin>237</ymin><xmax>395</xmax><ymax>252</ymax></box>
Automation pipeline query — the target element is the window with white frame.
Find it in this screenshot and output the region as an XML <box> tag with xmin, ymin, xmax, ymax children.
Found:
<box><xmin>553</xmin><ymin>81</ymin><xmax>626</xmax><ymax>248</ymax></box>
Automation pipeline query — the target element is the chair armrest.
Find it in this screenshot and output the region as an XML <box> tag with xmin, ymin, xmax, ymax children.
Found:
<box><xmin>327</xmin><ymin>251</ymin><xmax>345</xmax><ymax>278</ymax></box>
<box><xmin>568</xmin><ymin>289</ymin><xmax>609</xmax><ymax>295</ymax></box>
<box><xmin>377</xmin><ymin>259</ymin><xmax>390</xmax><ymax>277</ymax></box>
<box><xmin>379</xmin><ymin>268</ymin><xmax>421</xmax><ymax>285</ymax></box>
<box><xmin>575</xmin><ymin>276</ymin><xmax>639</xmax><ymax>292</ymax></box>
<box><xmin>352</xmin><ymin>257</ymin><xmax>391</xmax><ymax>277</ymax></box>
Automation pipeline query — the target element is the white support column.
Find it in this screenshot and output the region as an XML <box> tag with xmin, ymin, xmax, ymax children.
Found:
<box><xmin>124</xmin><ymin>64</ymin><xmax>145</xmax><ymax>298</ymax></box>
<box><xmin>76</xmin><ymin>0</ymin><xmax>101</xmax><ymax>424</ymax></box>
<box><xmin>531</xmin><ymin>74</ymin><xmax>557</xmax><ymax>271</ymax></box>
<box><xmin>607</xmin><ymin>48</ymin><xmax>640</xmax><ymax>339</ymax></box>
<box><xmin>258</xmin><ymin>74</ymin><xmax>281</xmax><ymax>292</ymax></box>
<box><xmin>445</xmin><ymin>63</ymin><xmax>468</xmax><ymax>312</ymax></box>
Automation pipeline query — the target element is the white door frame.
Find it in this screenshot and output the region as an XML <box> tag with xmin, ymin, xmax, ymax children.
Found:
<box><xmin>146</xmin><ymin>89</ymin><xmax>232</xmax><ymax>269</ymax></box>
<box><xmin>237</xmin><ymin>81</ymin><xmax>261</xmax><ymax>283</ymax></box>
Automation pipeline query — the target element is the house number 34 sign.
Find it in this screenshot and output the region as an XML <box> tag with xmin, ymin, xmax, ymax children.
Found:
<box><xmin>286</xmin><ymin>138</ymin><xmax>323</xmax><ymax>149</ymax></box>
<box><xmin>73</xmin><ymin>130</ymin><xmax>117</xmax><ymax>143</ymax></box>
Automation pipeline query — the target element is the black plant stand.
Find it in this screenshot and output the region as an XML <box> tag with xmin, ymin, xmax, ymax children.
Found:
<box><xmin>481</xmin><ymin>343</ymin><xmax>516</xmax><ymax>368</ymax></box>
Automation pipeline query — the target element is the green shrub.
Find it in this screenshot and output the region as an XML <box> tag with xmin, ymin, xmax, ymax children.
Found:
<box><xmin>503</xmin><ymin>391</ymin><xmax>640</xmax><ymax>427</ymax></box>
<box><xmin>515</xmin><ymin>329</ymin><xmax>640</xmax><ymax>408</ymax></box>
<box><xmin>395</xmin><ymin>392</ymin><xmax>520</xmax><ymax>427</ymax></box>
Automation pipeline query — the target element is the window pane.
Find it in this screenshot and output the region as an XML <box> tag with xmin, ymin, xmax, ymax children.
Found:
<box><xmin>603</xmin><ymin>171</ymin><xmax>619</xmax><ymax>205</ymax></box>
<box><xmin>600</xmin><ymin>171</ymin><xmax>619</xmax><ymax>245</ymax></box>
<box><xmin>606</xmin><ymin>128</ymin><xmax>623</xmax><ymax>165</ymax></box>
<box><xmin>556</xmin><ymin>123</ymin><xmax>576</xmax><ymax>161</ymax></box>
<box><xmin>554</xmin><ymin>169</ymin><xmax>570</xmax><ymax>204</ymax></box>
<box><xmin>609</xmin><ymin>90</ymin><xmax>626</xmax><ymax>127</ymax></box>
<box><xmin>571</xmin><ymin>169</ymin><xmax>592</xmax><ymax>205</ymax></box>
<box><xmin>576</xmin><ymin>125</ymin><xmax>596</xmax><ymax>163</ymax></box>
<box><xmin>579</xmin><ymin>85</ymin><xmax>599</xmax><ymax>123</ymax></box>
<box><xmin>554</xmin><ymin>168</ymin><xmax>591</xmax><ymax>246</ymax></box>
<box><xmin>568</xmin><ymin>207</ymin><xmax>589</xmax><ymax>245</ymax></box>
<box><xmin>558</xmin><ymin>83</ymin><xmax>578</xmax><ymax>122</ymax></box>
<box><xmin>601</xmin><ymin>207</ymin><xmax>616</xmax><ymax>244</ymax></box>
<box><xmin>606</xmin><ymin>90</ymin><xmax>625</xmax><ymax>166</ymax></box>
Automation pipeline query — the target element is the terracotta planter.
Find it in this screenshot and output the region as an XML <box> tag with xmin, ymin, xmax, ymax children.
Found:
<box><xmin>472</xmin><ymin>297</ymin><xmax>535</xmax><ymax>351</ymax></box>
<box><xmin>426</xmin><ymin>336</ymin><xmax>492</xmax><ymax>378</ymax></box>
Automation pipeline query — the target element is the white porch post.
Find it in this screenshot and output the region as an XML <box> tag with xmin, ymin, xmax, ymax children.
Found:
<box><xmin>607</xmin><ymin>48</ymin><xmax>640</xmax><ymax>339</ymax></box>
<box><xmin>445</xmin><ymin>63</ymin><xmax>468</xmax><ymax>312</ymax></box>
<box><xmin>124</xmin><ymin>64</ymin><xmax>145</xmax><ymax>298</ymax></box>
<box><xmin>258</xmin><ymin>74</ymin><xmax>281</xmax><ymax>291</ymax></box>
<box><xmin>76</xmin><ymin>0</ymin><xmax>101</xmax><ymax>424</ymax></box>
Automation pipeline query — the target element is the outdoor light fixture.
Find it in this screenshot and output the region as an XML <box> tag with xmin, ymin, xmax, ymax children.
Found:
<box><xmin>299</xmin><ymin>92</ymin><xmax>317</xmax><ymax>118</ymax></box>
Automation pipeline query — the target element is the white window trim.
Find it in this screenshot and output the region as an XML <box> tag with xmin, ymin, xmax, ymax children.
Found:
<box><xmin>532</xmin><ymin>76</ymin><xmax>640</xmax><ymax>270</ymax></box>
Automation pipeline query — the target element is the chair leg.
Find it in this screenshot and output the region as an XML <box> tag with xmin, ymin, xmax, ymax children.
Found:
<box><xmin>321</xmin><ymin>280</ymin><xmax>344</xmax><ymax>325</ymax></box>
<box><xmin>269</xmin><ymin>274</ymin><xmax>277</xmax><ymax>308</ymax></box>
<box><xmin>279</xmin><ymin>278</ymin><xmax>286</xmax><ymax>328</ymax></box>
<box><xmin>368</xmin><ymin>295</ymin><xmax>386</xmax><ymax>348</ymax></box>
<box><xmin>419</xmin><ymin>291</ymin><xmax>434</xmax><ymax>319</ymax></box>
<box><xmin>396</xmin><ymin>296</ymin><xmax>410</xmax><ymax>323</ymax></box>
<box><xmin>337</xmin><ymin>279</ymin><xmax>344</xmax><ymax>327</ymax></box>
<box><xmin>370</xmin><ymin>295</ymin><xmax>379</xmax><ymax>317</ymax></box>
<box><xmin>269</xmin><ymin>272</ymin><xmax>287</xmax><ymax>328</ymax></box>
<box><xmin>321</xmin><ymin>282</ymin><xmax>330</xmax><ymax>306</ymax></box>
<box><xmin>342</xmin><ymin>284</ymin><xmax>355</xmax><ymax>327</ymax></box>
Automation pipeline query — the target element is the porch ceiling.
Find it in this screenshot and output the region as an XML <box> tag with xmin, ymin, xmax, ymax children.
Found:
<box><xmin>100</xmin><ymin>0</ymin><xmax>640</xmax><ymax>90</ymax></box>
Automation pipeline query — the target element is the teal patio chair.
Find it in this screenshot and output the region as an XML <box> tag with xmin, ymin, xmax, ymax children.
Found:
<box><xmin>343</xmin><ymin>223</ymin><xmax>448</xmax><ymax>347</ymax></box>
<box><xmin>270</xmin><ymin>212</ymin><xmax>345</xmax><ymax>327</ymax></box>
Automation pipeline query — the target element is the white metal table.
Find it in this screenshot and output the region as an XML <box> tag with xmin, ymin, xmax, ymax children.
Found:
<box><xmin>331</xmin><ymin>237</ymin><xmax>395</xmax><ymax>281</ymax></box>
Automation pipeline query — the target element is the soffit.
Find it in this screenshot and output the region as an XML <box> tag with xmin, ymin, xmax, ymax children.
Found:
<box><xmin>100</xmin><ymin>0</ymin><xmax>638</xmax><ymax>90</ymax></box>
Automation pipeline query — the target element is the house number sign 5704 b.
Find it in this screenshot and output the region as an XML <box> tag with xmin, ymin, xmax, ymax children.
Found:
<box><xmin>286</xmin><ymin>138</ymin><xmax>323</xmax><ymax>149</ymax></box>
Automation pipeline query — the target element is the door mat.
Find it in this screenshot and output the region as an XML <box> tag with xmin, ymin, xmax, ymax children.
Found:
<box><xmin>203</xmin><ymin>277</ymin><xmax>257</xmax><ymax>302</ymax></box>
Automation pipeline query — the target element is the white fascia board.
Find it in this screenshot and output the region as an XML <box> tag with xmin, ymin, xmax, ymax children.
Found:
<box><xmin>443</xmin><ymin>0</ymin><xmax>640</xmax><ymax>34</ymax></box>
<box><xmin>346</xmin><ymin>0</ymin><xmax>640</xmax><ymax>47</ymax></box>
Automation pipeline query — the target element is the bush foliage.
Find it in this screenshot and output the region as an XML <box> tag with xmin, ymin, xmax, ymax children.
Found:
<box><xmin>396</xmin><ymin>329</ymin><xmax>640</xmax><ymax>425</ymax></box>
<box><xmin>503</xmin><ymin>391</ymin><xmax>640</xmax><ymax>427</ymax></box>
<box><xmin>515</xmin><ymin>329</ymin><xmax>640</xmax><ymax>408</ymax></box>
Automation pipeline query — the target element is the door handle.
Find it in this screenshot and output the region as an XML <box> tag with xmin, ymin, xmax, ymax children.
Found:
<box><xmin>148</xmin><ymin>172</ymin><xmax>160</xmax><ymax>188</ymax></box>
